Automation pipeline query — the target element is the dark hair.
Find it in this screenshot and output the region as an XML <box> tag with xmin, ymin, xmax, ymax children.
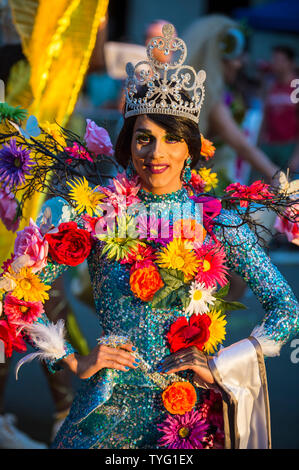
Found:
<box><xmin>115</xmin><ymin>113</ymin><xmax>202</xmax><ymax>170</ymax></box>
<box><xmin>273</xmin><ymin>45</ymin><xmax>295</xmax><ymax>62</ymax></box>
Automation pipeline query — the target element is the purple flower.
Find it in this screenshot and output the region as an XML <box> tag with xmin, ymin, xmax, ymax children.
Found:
<box><xmin>0</xmin><ymin>187</ymin><xmax>20</xmax><ymax>231</ymax></box>
<box><xmin>157</xmin><ymin>410</ymin><xmax>209</xmax><ymax>449</ymax></box>
<box><xmin>0</xmin><ymin>139</ymin><xmax>33</xmax><ymax>189</ymax></box>
<box><xmin>84</xmin><ymin>120</ymin><xmax>114</xmax><ymax>157</ymax></box>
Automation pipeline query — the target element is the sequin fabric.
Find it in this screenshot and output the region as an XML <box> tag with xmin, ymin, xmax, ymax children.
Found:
<box><xmin>30</xmin><ymin>190</ymin><xmax>298</xmax><ymax>449</ymax></box>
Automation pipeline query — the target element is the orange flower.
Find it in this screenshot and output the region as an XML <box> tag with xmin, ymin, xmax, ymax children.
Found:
<box><xmin>162</xmin><ymin>382</ymin><xmax>197</xmax><ymax>415</ymax></box>
<box><xmin>129</xmin><ymin>263</ymin><xmax>164</xmax><ymax>302</ymax></box>
<box><xmin>200</xmin><ymin>134</ymin><xmax>215</xmax><ymax>160</ymax></box>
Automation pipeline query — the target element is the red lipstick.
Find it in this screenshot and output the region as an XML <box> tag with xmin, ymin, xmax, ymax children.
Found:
<box><xmin>146</xmin><ymin>164</ymin><xmax>169</xmax><ymax>174</ymax></box>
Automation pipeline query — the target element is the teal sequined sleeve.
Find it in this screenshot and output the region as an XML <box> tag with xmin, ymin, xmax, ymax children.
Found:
<box><xmin>214</xmin><ymin>209</ymin><xmax>299</xmax><ymax>344</ymax></box>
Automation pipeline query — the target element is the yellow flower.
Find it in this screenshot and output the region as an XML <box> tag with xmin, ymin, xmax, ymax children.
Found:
<box><xmin>204</xmin><ymin>309</ymin><xmax>227</xmax><ymax>354</ymax></box>
<box><xmin>39</xmin><ymin>121</ymin><xmax>66</xmax><ymax>147</ymax></box>
<box><xmin>67</xmin><ymin>177</ymin><xmax>106</xmax><ymax>216</ymax></box>
<box><xmin>198</xmin><ymin>167</ymin><xmax>218</xmax><ymax>192</ymax></box>
<box><xmin>156</xmin><ymin>239</ymin><xmax>199</xmax><ymax>281</ymax></box>
<box><xmin>6</xmin><ymin>267</ymin><xmax>51</xmax><ymax>303</ymax></box>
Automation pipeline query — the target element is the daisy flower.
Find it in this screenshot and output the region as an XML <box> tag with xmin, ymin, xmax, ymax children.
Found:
<box><xmin>156</xmin><ymin>239</ymin><xmax>199</xmax><ymax>281</ymax></box>
<box><xmin>4</xmin><ymin>267</ymin><xmax>50</xmax><ymax>303</ymax></box>
<box><xmin>194</xmin><ymin>242</ymin><xmax>229</xmax><ymax>288</ymax></box>
<box><xmin>98</xmin><ymin>216</ymin><xmax>144</xmax><ymax>261</ymax></box>
<box><xmin>157</xmin><ymin>410</ymin><xmax>209</xmax><ymax>449</ymax></box>
<box><xmin>185</xmin><ymin>281</ymin><xmax>216</xmax><ymax>315</ymax></box>
<box><xmin>4</xmin><ymin>293</ymin><xmax>44</xmax><ymax>324</ymax></box>
<box><xmin>204</xmin><ymin>309</ymin><xmax>227</xmax><ymax>354</ymax></box>
<box><xmin>120</xmin><ymin>244</ymin><xmax>157</xmax><ymax>270</ymax></box>
<box><xmin>67</xmin><ymin>177</ymin><xmax>106</xmax><ymax>216</ymax></box>
<box><xmin>0</xmin><ymin>138</ymin><xmax>33</xmax><ymax>189</ymax></box>
<box><xmin>197</xmin><ymin>168</ymin><xmax>218</xmax><ymax>192</ymax></box>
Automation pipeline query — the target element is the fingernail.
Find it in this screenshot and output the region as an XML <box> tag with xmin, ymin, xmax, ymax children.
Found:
<box><xmin>135</xmin><ymin>358</ymin><xmax>141</xmax><ymax>363</ymax></box>
<box><xmin>133</xmin><ymin>362</ymin><xmax>139</xmax><ymax>367</ymax></box>
<box><xmin>132</xmin><ymin>347</ymin><xmax>136</xmax><ymax>351</ymax></box>
<box><xmin>125</xmin><ymin>366</ymin><xmax>129</xmax><ymax>370</ymax></box>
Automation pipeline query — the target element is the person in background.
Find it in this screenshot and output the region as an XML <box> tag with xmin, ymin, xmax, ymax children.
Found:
<box><xmin>259</xmin><ymin>46</ymin><xmax>299</xmax><ymax>175</ymax></box>
<box><xmin>145</xmin><ymin>19</ymin><xmax>177</xmax><ymax>62</ymax></box>
<box><xmin>183</xmin><ymin>15</ymin><xmax>279</xmax><ymax>187</ymax></box>
<box><xmin>183</xmin><ymin>15</ymin><xmax>282</xmax><ymax>300</ymax></box>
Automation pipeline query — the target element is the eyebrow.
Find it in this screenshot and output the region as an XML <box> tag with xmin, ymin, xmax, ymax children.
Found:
<box><xmin>134</xmin><ymin>128</ymin><xmax>153</xmax><ymax>134</ymax></box>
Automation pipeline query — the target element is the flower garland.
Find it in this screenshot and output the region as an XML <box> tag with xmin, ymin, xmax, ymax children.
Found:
<box><xmin>0</xmin><ymin>104</ymin><xmax>298</xmax><ymax>450</ymax></box>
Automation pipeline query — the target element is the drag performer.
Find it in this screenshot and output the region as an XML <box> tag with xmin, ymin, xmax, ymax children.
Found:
<box><xmin>0</xmin><ymin>24</ymin><xmax>298</xmax><ymax>449</ymax></box>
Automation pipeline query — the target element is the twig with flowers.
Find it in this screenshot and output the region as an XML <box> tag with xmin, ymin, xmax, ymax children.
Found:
<box><xmin>0</xmin><ymin>104</ymin><xmax>298</xmax><ymax>449</ymax></box>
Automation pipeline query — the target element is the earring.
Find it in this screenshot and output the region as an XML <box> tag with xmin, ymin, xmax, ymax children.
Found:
<box><xmin>126</xmin><ymin>157</ymin><xmax>136</xmax><ymax>178</ymax></box>
<box><xmin>182</xmin><ymin>156</ymin><xmax>192</xmax><ymax>183</ymax></box>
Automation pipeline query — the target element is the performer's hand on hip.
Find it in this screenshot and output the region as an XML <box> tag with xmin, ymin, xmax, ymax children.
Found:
<box><xmin>157</xmin><ymin>346</ymin><xmax>215</xmax><ymax>385</ymax></box>
<box><xmin>61</xmin><ymin>342</ymin><xmax>139</xmax><ymax>379</ymax></box>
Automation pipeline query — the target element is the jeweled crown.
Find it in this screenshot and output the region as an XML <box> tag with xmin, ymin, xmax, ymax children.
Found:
<box><xmin>124</xmin><ymin>23</ymin><xmax>206</xmax><ymax>124</ymax></box>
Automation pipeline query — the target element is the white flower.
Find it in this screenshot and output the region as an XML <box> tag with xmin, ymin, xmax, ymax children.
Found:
<box><xmin>0</xmin><ymin>276</ymin><xmax>16</xmax><ymax>292</ymax></box>
<box><xmin>185</xmin><ymin>281</ymin><xmax>216</xmax><ymax>315</ymax></box>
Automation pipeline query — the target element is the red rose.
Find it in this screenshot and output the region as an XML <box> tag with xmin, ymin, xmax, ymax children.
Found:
<box><xmin>167</xmin><ymin>313</ymin><xmax>211</xmax><ymax>353</ymax></box>
<box><xmin>0</xmin><ymin>319</ymin><xmax>27</xmax><ymax>358</ymax></box>
<box><xmin>45</xmin><ymin>221</ymin><xmax>92</xmax><ymax>266</ymax></box>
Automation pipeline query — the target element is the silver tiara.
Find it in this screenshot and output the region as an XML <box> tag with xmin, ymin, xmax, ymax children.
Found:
<box><xmin>124</xmin><ymin>23</ymin><xmax>206</xmax><ymax>124</ymax></box>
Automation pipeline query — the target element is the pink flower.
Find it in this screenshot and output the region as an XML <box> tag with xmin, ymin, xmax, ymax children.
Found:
<box><xmin>136</xmin><ymin>214</ymin><xmax>173</xmax><ymax>245</ymax></box>
<box><xmin>64</xmin><ymin>142</ymin><xmax>93</xmax><ymax>163</ymax></box>
<box><xmin>157</xmin><ymin>409</ymin><xmax>209</xmax><ymax>449</ymax></box>
<box><xmin>225</xmin><ymin>181</ymin><xmax>274</xmax><ymax>208</ymax></box>
<box><xmin>0</xmin><ymin>187</ymin><xmax>20</xmax><ymax>232</ymax></box>
<box><xmin>0</xmin><ymin>319</ymin><xmax>27</xmax><ymax>358</ymax></box>
<box><xmin>14</xmin><ymin>219</ymin><xmax>49</xmax><ymax>273</ymax></box>
<box><xmin>199</xmin><ymin>390</ymin><xmax>224</xmax><ymax>430</ymax></box>
<box><xmin>98</xmin><ymin>173</ymin><xmax>141</xmax><ymax>212</ymax></box>
<box><xmin>81</xmin><ymin>214</ymin><xmax>102</xmax><ymax>238</ymax></box>
<box><xmin>190</xmin><ymin>171</ymin><xmax>206</xmax><ymax>193</ymax></box>
<box><xmin>274</xmin><ymin>204</ymin><xmax>299</xmax><ymax>246</ymax></box>
<box><xmin>84</xmin><ymin>119</ymin><xmax>114</xmax><ymax>156</ymax></box>
<box><xmin>1</xmin><ymin>254</ymin><xmax>16</xmax><ymax>274</ymax></box>
<box><xmin>120</xmin><ymin>244</ymin><xmax>157</xmax><ymax>271</ymax></box>
<box><xmin>194</xmin><ymin>241</ymin><xmax>229</xmax><ymax>288</ymax></box>
<box><xmin>4</xmin><ymin>293</ymin><xmax>44</xmax><ymax>324</ymax></box>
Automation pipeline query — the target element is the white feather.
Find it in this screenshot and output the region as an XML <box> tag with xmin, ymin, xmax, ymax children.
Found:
<box><xmin>250</xmin><ymin>324</ymin><xmax>283</xmax><ymax>357</ymax></box>
<box><xmin>15</xmin><ymin>319</ymin><xmax>66</xmax><ymax>380</ymax></box>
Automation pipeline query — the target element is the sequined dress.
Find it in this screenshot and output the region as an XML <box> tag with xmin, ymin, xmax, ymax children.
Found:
<box><xmin>31</xmin><ymin>186</ymin><xmax>298</xmax><ymax>449</ymax></box>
